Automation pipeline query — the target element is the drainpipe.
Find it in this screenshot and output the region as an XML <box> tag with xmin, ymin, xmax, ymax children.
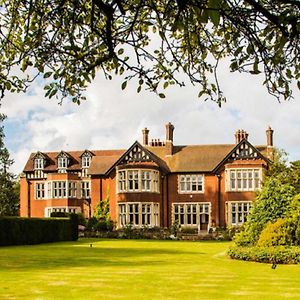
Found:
<box><xmin>216</xmin><ymin>174</ymin><xmax>221</xmax><ymax>227</ymax></box>
<box><xmin>161</xmin><ymin>175</ymin><xmax>164</xmax><ymax>227</ymax></box>
<box><xmin>166</xmin><ymin>175</ymin><xmax>169</xmax><ymax>227</ymax></box>
<box><xmin>27</xmin><ymin>179</ymin><xmax>31</xmax><ymax>217</ymax></box>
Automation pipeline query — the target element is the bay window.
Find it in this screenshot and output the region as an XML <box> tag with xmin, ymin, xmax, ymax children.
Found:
<box><xmin>227</xmin><ymin>168</ymin><xmax>261</xmax><ymax>191</ymax></box>
<box><xmin>117</xmin><ymin>169</ymin><xmax>159</xmax><ymax>193</ymax></box>
<box><xmin>118</xmin><ymin>202</ymin><xmax>160</xmax><ymax>227</ymax></box>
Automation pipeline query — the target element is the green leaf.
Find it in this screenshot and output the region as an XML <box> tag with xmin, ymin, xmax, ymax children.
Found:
<box><xmin>208</xmin><ymin>0</ymin><xmax>221</xmax><ymax>27</ymax></box>
<box><xmin>43</xmin><ymin>72</ymin><xmax>52</xmax><ymax>79</ymax></box>
<box><xmin>118</xmin><ymin>48</ymin><xmax>124</xmax><ymax>55</ymax></box>
<box><xmin>121</xmin><ymin>81</ymin><xmax>127</xmax><ymax>90</ymax></box>
<box><xmin>159</xmin><ymin>93</ymin><xmax>166</xmax><ymax>99</ymax></box>
<box><xmin>137</xmin><ymin>85</ymin><xmax>141</xmax><ymax>93</ymax></box>
<box><xmin>163</xmin><ymin>82</ymin><xmax>169</xmax><ymax>89</ymax></box>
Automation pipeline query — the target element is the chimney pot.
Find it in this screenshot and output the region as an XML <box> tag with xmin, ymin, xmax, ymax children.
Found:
<box><xmin>266</xmin><ymin>126</ymin><xmax>274</xmax><ymax>147</ymax></box>
<box><xmin>142</xmin><ymin>127</ymin><xmax>150</xmax><ymax>146</ymax></box>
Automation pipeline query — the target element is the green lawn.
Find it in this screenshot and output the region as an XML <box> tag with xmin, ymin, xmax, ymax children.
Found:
<box><xmin>0</xmin><ymin>239</ymin><xmax>299</xmax><ymax>300</ymax></box>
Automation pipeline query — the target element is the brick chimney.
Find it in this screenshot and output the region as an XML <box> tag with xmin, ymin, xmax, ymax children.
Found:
<box><xmin>266</xmin><ymin>126</ymin><xmax>274</xmax><ymax>147</ymax></box>
<box><xmin>165</xmin><ymin>122</ymin><xmax>174</xmax><ymax>156</ymax></box>
<box><xmin>142</xmin><ymin>127</ymin><xmax>149</xmax><ymax>146</ymax></box>
<box><xmin>235</xmin><ymin>129</ymin><xmax>249</xmax><ymax>144</ymax></box>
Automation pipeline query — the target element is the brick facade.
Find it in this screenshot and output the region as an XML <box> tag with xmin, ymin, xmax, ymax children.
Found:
<box><xmin>20</xmin><ymin>124</ymin><xmax>273</xmax><ymax>230</ymax></box>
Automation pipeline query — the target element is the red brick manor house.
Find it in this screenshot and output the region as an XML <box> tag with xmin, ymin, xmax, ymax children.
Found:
<box><xmin>20</xmin><ymin>123</ymin><xmax>274</xmax><ymax>230</ymax></box>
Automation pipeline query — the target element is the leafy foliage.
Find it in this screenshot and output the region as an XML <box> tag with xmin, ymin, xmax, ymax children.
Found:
<box><xmin>0</xmin><ymin>111</ymin><xmax>19</xmax><ymax>216</ymax></box>
<box><xmin>94</xmin><ymin>196</ymin><xmax>110</xmax><ymax>221</ymax></box>
<box><xmin>0</xmin><ymin>0</ymin><xmax>299</xmax><ymax>105</ymax></box>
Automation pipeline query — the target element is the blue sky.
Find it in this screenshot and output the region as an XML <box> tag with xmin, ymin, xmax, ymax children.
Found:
<box><xmin>2</xmin><ymin>66</ymin><xmax>300</xmax><ymax>175</ymax></box>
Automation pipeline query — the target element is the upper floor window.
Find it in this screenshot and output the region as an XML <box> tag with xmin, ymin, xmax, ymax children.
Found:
<box><xmin>53</xmin><ymin>181</ymin><xmax>67</xmax><ymax>198</ymax></box>
<box><xmin>178</xmin><ymin>174</ymin><xmax>204</xmax><ymax>193</ymax></box>
<box><xmin>58</xmin><ymin>157</ymin><xmax>68</xmax><ymax>169</ymax></box>
<box><xmin>34</xmin><ymin>158</ymin><xmax>44</xmax><ymax>170</ymax></box>
<box><xmin>117</xmin><ymin>169</ymin><xmax>159</xmax><ymax>193</ymax></box>
<box><xmin>227</xmin><ymin>168</ymin><xmax>261</xmax><ymax>191</ymax></box>
<box><xmin>35</xmin><ymin>182</ymin><xmax>45</xmax><ymax>199</ymax></box>
<box><xmin>82</xmin><ymin>155</ymin><xmax>91</xmax><ymax>168</ymax></box>
<box><xmin>81</xmin><ymin>181</ymin><xmax>90</xmax><ymax>198</ymax></box>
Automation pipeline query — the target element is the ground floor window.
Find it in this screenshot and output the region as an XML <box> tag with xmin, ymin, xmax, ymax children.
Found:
<box><xmin>45</xmin><ymin>206</ymin><xmax>81</xmax><ymax>217</ymax></box>
<box><xmin>118</xmin><ymin>202</ymin><xmax>159</xmax><ymax>228</ymax></box>
<box><xmin>227</xmin><ymin>201</ymin><xmax>252</xmax><ymax>225</ymax></box>
<box><xmin>172</xmin><ymin>203</ymin><xmax>210</xmax><ymax>230</ymax></box>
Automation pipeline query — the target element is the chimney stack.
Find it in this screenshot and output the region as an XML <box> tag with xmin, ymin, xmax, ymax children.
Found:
<box><xmin>235</xmin><ymin>129</ymin><xmax>249</xmax><ymax>144</ymax></box>
<box><xmin>166</xmin><ymin>122</ymin><xmax>174</xmax><ymax>142</ymax></box>
<box><xmin>142</xmin><ymin>127</ymin><xmax>149</xmax><ymax>146</ymax></box>
<box><xmin>165</xmin><ymin>122</ymin><xmax>174</xmax><ymax>156</ymax></box>
<box><xmin>266</xmin><ymin>126</ymin><xmax>274</xmax><ymax>147</ymax></box>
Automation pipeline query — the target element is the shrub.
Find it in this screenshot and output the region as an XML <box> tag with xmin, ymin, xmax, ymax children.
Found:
<box><xmin>228</xmin><ymin>245</ymin><xmax>300</xmax><ymax>264</ymax></box>
<box><xmin>180</xmin><ymin>226</ymin><xmax>197</xmax><ymax>234</ymax></box>
<box><xmin>0</xmin><ymin>216</ymin><xmax>78</xmax><ymax>246</ymax></box>
<box><xmin>257</xmin><ymin>218</ymin><xmax>296</xmax><ymax>247</ymax></box>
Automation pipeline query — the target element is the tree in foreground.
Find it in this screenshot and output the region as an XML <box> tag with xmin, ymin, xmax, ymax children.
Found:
<box><xmin>230</xmin><ymin>151</ymin><xmax>300</xmax><ymax>263</ymax></box>
<box><xmin>0</xmin><ymin>0</ymin><xmax>299</xmax><ymax>105</ymax></box>
<box><xmin>0</xmin><ymin>111</ymin><xmax>19</xmax><ymax>216</ymax></box>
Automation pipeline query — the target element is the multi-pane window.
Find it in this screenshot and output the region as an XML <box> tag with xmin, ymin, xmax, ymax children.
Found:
<box><xmin>82</xmin><ymin>156</ymin><xmax>91</xmax><ymax>168</ymax></box>
<box><xmin>34</xmin><ymin>158</ymin><xmax>44</xmax><ymax>170</ymax></box>
<box><xmin>35</xmin><ymin>183</ymin><xmax>45</xmax><ymax>199</ymax></box>
<box><xmin>68</xmin><ymin>182</ymin><xmax>77</xmax><ymax>198</ymax></box>
<box><xmin>142</xmin><ymin>204</ymin><xmax>151</xmax><ymax>225</ymax></box>
<box><xmin>229</xmin><ymin>202</ymin><xmax>252</xmax><ymax>225</ymax></box>
<box><xmin>141</xmin><ymin>171</ymin><xmax>151</xmax><ymax>191</ymax></box>
<box><xmin>119</xmin><ymin>204</ymin><xmax>127</xmax><ymax>227</ymax></box>
<box><xmin>118</xmin><ymin>171</ymin><xmax>126</xmax><ymax>192</ymax></box>
<box><xmin>45</xmin><ymin>207</ymin><xmax>81</xmax><ymax>217</ymax></box>
<box><xmin>128</xmin><ymin>170</ymin><xmax>139</xmax><ymax>191</ymax></box>
<box><xmin>58</xmin><ymin>157</ymin><xmax>68</xmax><ymax>170</ymax></box>
<box><xmin>128</xmin><ymin>203</ymin><xmax>139</xmax><ymax>225</ymax></box>
<box><xmin>173</xmin><ymin>203</ymin><xmax>210</xmax><ymax>227</ymax></box>
<box><xmin>118</xmin><ymin>202</ymin><xmax>159</xmax><ymax>228</ymax></box>
<box><xmin>228</xmin><ymin>169</ymin><xmax>261</xmax><ymax>191</ymax></box>
<box><xmin>179</xmin><ymin>175</ymin><xmax>204</xmax><ymax>193</ymax></box>
<box><xmin>81</xmin><ymin>181</ymin><xmax>90</xmax><ymax>198</ymax></box>
<box><xmin>53</xmin><ymin>181</ymin><xmax>67</xmax><ymax>198</ymax></box>
<box><xmin>117</xmin><ymin>169</ymin><xmax>159</xmax><ymax>193</ymax></box>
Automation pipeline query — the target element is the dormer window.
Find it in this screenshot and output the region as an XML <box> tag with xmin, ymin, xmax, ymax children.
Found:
<box><xmin>58</xmin><ymin>157</ymin><xmax>68</xmax><ymax>169</ymax></box>
<box><xmin>82</xmin><ymin>155</ymin><xmax>91</xmax><ymax>168</ymax></box>
<box><xmin>34</xmin><ymin>158</ymin><xmax>44</xmax><ymax>170</ymax></box>
<box><xmin>56</xmin><ymin>151</ymin><xmax>70</xmax><ymax>173</ymax></box>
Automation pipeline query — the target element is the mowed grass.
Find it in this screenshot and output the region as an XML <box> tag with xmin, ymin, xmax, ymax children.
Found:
<box><xmin>0</xmin><ymin>239</ymin><xmax>300</xmax><ymax>300</ymax></box>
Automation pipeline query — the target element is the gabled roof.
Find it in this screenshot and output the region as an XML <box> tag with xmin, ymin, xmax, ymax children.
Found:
<box><xmin>105</xmin><ymin>141</ymin><xmax>170</xmax><ymax>175</ymax></box>
<box><xmin>23</xmin><ymin>150</ymin><xmax>125</xmax><ymax>172</ymax></box>
<box><xmin>23</xmin><ymin>141</ymin><xmax>269</xmax><ymax>174</ymax></box>
<box><xmin>212</xmin><ymin>139</ymin><xmax>269</xmax><ymax>172</ymax></box>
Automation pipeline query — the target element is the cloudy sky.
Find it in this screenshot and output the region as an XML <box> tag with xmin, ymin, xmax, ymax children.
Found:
<box><xmin>1</xmin><ymin>62</ymin><xmax>300</xmax><ymax>175</ymax></box>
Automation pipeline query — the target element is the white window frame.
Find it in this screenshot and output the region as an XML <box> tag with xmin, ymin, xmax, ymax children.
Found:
<box><xmin>53</xmin><ymin>181</ymin><xmax>67</xmax><ymax>198</ymax></box>
<box><xmin>44</xmin><ymin>206</ymin><xmax>81</xmax><ymax>217</ymax></box>
<box><xmin>81</xmin><ymin>181</ymin><xmax>91</xmax><ymax>198</ymax></box>
<box><xmin>82</xmin><ymin>155</ymin><xmax>91</xmax><ymax>168</ymax></box>
<box><xmin>172</xmin><ymin>202</ymin><xmax>210</xmax><ymax>227</ymax></box>
<box><xmin>117</xmin><ymin>202</ymin><xmax>160</xmax><ymax>228</ymax></box>
<box><xmin>35</xmin><ymin>182</ymin><xmax>45</xmax><ymax>199</ymax></box>
<box><xmin>34</xmin><ymin>158</ymin><xmax>44</xmax><ymax>170</ymax></box>
<box><xmin>117</xmin><ymin>169</ymin><xmax>160</xmax><ymax>193</ymax></box>
<box><xmin>226</xmin><ymin>168</ymin><xmax>262</xmax><ymax>192</ymax></box>
<box><xmin>178</xmin><ymin>174</ymin><xmax>204</xmax><ymax>194</ymax></box>
<box><xmin>227</xmin><ymin>201</ymin><xmax>252</xmax><ymax>226</ymax></box>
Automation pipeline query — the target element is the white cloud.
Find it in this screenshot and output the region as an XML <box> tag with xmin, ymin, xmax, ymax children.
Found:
<box><xmin>1</xmin><ymin>68</ymin><xmax>300</xmax><ymax>175</ymax></box>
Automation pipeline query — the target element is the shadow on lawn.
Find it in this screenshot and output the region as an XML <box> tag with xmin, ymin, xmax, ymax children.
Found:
<box><xmin>0</xmin><ymin>239</ymin><xmax>204</xmax><ymax>272</ymax></box>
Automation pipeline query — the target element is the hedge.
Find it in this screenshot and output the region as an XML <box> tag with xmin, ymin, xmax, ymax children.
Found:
<box><xmin>228</xmin><ymin>246</ymin><xmax>300</xmax><ymax>264</ymax></box>
<box><xmin>0</xmin><ymin>215</ymin><xmax>78</xmax><ymax>246</ymax></box>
